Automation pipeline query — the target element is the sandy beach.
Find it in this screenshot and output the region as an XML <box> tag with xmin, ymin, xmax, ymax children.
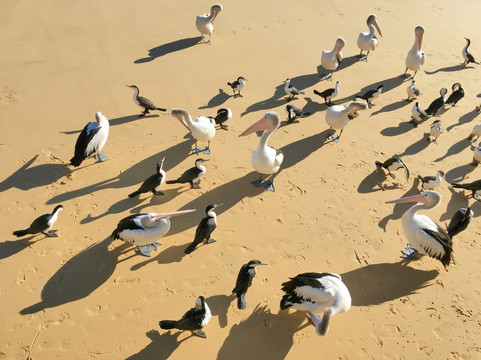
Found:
<box><xmin>1</xmin><ymin>0</ymin><xmax>481</xmax><ymax>359</ymax></box>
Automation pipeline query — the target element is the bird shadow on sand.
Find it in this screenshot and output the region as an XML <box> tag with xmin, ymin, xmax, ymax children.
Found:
<box><xmin>198</xmin><ymin>89</ymin><xmax>231</xmax><ymax>109</ymax></box>
<box><xmin>217</xmin><ymin>304</ymin><xmax>309</xmax><ymax>360</ymax></box>
<box><xmin>134</xmin><ymin>37</ymin><xmax>202</xmax><ymax>63</ymax></box>
<box><xmin>378</xmin><ymin>177</ymin><xmax>421</xmax><ymax>231</ymax></box>
<box><xmin>441</xmin><ymin>186</ymin><xmax>481</xmax><ymax>221</ymax></box>
<box><xmin>371</xmin><ymin>99</ymin><xmax>410</xmax><ymax>116</ymax></box>
<box><xmin>445</xmin><ymin>162</ymin><xmax>477</xmax><ymax>183</ymax></box>
<box><xmin>357</xmin><ymin>167</ymin><xmax>405</xmax><ymax>194</ymax></box>
<box><xmin>398</xmin><ymin>134</ymin><xmax>431</xmax><ymax>157</ymax></box>
<box><xmin>206</xmin><ymin>294</ymin><xmax>235</xmax><ymax>328</ymax></box>
<box><xmin>446</xmin><ymin>109</ymin><xmax>480</xmax><ymax>132</ymax></box>
<box><xmin>380</xmin><ymin>120</ymin><xmax>417</xmax><ymax>137</ymax></box>
<box><xmin>341</xmin><ymin>262</ymin><xmax>439</xmax><ymax>306</ymax></box>
<box><xmin>0</xmin><ymin>155</ymin><xmax>70</xmax><ymax>193</ymax></box>
<box><xmin>434</xmin><ymin>138</ymin><xmax>472</xmax><ymax>163</ymax></box>
<box><xmin>125</xmin><ymin>330</ymin><xmax>194</xmax><ymax>360</ymax></box>
<box><xmin>19</xmin><ymin>237</ymin><xmax>130</xmax><ymax>314</ymax></box>
<box><xmin>317</xmin><ymin>55</ymin><xmax>360</xmax><ymax>80</ymax></box>
<box><xmin>240</xmin><ymin>73</ymin><xmax>321</xmax><ymax>117</ymax></box>
<box><xmin>46</xmin><ymin>139</ymin><xmax>193</xmax><ymax>205</ymax></box>
<box><xmin>0</xmin><ymin>235</ymin><xmax>43</xmax><ymax>260</ymax></box>
<box><xmin>59</xmin><ymin>115</ymin><xmax>161</xmax><ymax>135</ymax></box>
<box><xmin>424</xmin><ymin>63</ymin><xmax>475</xmax><ymax>75</ymax></box>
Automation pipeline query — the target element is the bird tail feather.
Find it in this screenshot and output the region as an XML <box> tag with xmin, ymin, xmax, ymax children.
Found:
<box><xmin>13</xmin><ymin>229</ymin><xmax>29</xmax><ymax>237</ymax></box>
<box><xmin>156</xmin><ymin>107</ymin><xmax>167</xmax><ymax>112</ymax></box>
<box><xmin>227</xmin><ymin>82</ymin><xmax>232</xmax><ymax>86</ymax></box>
<box><xmin>184</xmin><ymin>242</ymin><xmax>197</xmax><ymax>254</ymax></box>
<box><xmin>237</xmin><ymin>294</ymin><xmax>247</xmax><ymax>310</ymax></box>
<box><xmin>375</xmin><ymin>161</ymin><xmax>383</xmax><ymax>168</ymax></box>
<box><xmin>451</xmin><ymin>183</ymin><xmax>468</xmax><ymax>190</ymax></box>
<box><xmin>313</xmin><ymin>90</ymin><xmax>322</xmax><ymax>96</ymax></box>
<box><xmin>128</xmin><ymin>190</ymin><xmax>141</xmax><ymax>198</ymax></box>
<box><xmin>70</xmin><ymin>155</ymin><xmax>83</xmax><ymax>167</ymax></box>
<box><xmin>159</xmin><ymin>320</ymin><xmax>177</xmax><ymax>330</ymax></box>
<box><xmin>166</xmin><ymin>180</ymin><xmax>179</xmax><ymax>184</ymax></box>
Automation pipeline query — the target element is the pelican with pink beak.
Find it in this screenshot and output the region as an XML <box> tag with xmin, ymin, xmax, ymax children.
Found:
<box><xmin>321</xmin><ymin>37</ymin><xmax>346</xmax><ymax>81</ymax></box>
<box><xmin>171</xmin><ymin>108</ymin><xmax>216</xmax><ymax>155</ymax></box>
<box><xmin>111</xmin><ymin>210</ymin><xmax>196</xmax><ymax>257</ymax></box>
<box><xmin>386</xmin><ymin>190</ymin><xmax>453</xmax><ymax>267</ymax></box>
<box><xmin>357</xmin><ymin>14</ymin><xmax>382</xmax><ymax>61</ymax></box>
<box><xmin>240</xmin><ymin>112</ymin><xmax>284</xmax><ymax>192</ymax></box>
<box><xmin>404</xmin><ymin>26</ymin><xmax>426</xmax><ymax>79</ymax></box>
<box><xmin>196</xmin><ymin>4</ymin><xmax>223</xmax><ymax>44</ymax></box>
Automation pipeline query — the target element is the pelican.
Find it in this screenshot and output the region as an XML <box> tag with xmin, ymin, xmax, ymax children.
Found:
<box><xmin>240</xmin><ymin>112</ymin><xmax>284</xmax><ymax>192</ymax></box>
<box><xmin>325</xmin><ymin>101</ymin><xmax>368</xmax><ymax>142</ymax></box>
<box><xmin>357</xmin><ymin>14</ymin><xmax>382</xmax><ymax>61</ymax></box>
<box><xmin>196</xmin><ymin>4</ymin><xmax>223</xmax><ymax>44</ymax></box>
<box><xmin>280</xmin><ymin>272</ymin><xmax>351</xmax><ymax>336</ymax></box>
<box><xmin>404</xmin><ymin>26</ymin><xmax>425</xmax><ymax>79</ymax></box>
<box><xmin>406</xmin><ymin>79</ymin><xmax>422</xmax><ymax>102</ymax></box>
<box><xmin>321</xmin><ymin>37</ymin><xmax>346</xmax><ymax>81</ymax></box>
<box><xmin>462</xmin><ymin>38</ymin><xmax>480</xmax><ymax>66</ymax></box>
<box><xmin>171</xmin><ymin>108</ymin><xmax>216</xmax><ymax>155</ymax></box>
<box><xmin>387</xmin><ymin>191</ymin><xmax>454</xmax><ymax>267</ymax></box>
<box><xmin>111</xmin><ymin>210</ymin><xmax>195</xmax><ymax>256</ymax></box>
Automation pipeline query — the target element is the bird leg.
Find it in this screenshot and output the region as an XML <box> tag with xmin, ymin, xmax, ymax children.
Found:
<box><xmin>204</xmin><ymin>237</ymin><xmax>216</xmax><ymax>244</ymax></box>
<box><xmin>193</xmin><ymin>330</ymin><xmax>207</xmax><ymax>339</ymax></box>
<box><xmin>191</xmin><ymin>181</ymin><xmax>201</xmax><ymax>189</ymax></box>
<box><xmin>43</xmin><ymin>230</ymin><xmax>58</xmax><ymax>237</ymax></box>
<box><xmin>251</xmin><ymin>175</ymin><xmax>275</xmax><ymax>191</ymax></box>
<box><xmin>400</xmin><ymin>244</ymin><xmax>422</xmax><ymax>259</ymax></box>
<box><xmin>320</xmin><ymin>73</ymin><xmax>333</xmax><ymax>82</ymax></box>
<box><xmin>192</xmin><ymin>141</ymin><xmax>202</xmax><ymax>155</ymax></box>
<box><xmin>220</xmin><ymin>124</ymin><xmax>228</xmax><ymax>131</ymax></box>
<box><xmin>361</xmin><ymin>51</ymin><xmax>369</xmax><ymax>62</ymax></box>
<box><xmin>95</xmin><ymin>151</ymin><xmax>109</xmax><ymax>162</ymax></box>
<box><xmin>205</xmin><ymin>33</ymin><xmax>212</xmax><ymax>45</ymax></box>
<box><xmin>327</xmin><ymin>129</ymin><xmax>342</xmax><ymax>143</ymax></box>
<box><xmin>136</xmin><ymin>242</ymin><xmax>161</xmax><ymax>257</ymax></box>
<box><xmin>202</xmin><ymin>141</ymin><xmax>211</xmax><ymax>155</ymax></box>
<box><xmin>388</xmin><ymin>171</ymin><xmax>396</xmax><ymax>180</ymax></box>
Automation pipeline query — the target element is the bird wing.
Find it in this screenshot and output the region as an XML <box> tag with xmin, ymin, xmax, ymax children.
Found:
<box><xmin>29</xmin><ymin>214</ymin><xmax>52</xmax><ymax>233</ymax></box>
<box><xmin>85</xmin><ymin>125</ymin><xmax>107</xmax><ymax>156</ymax></box>
<box><xmin>111</xmin><ymin>214</ymin><xmax>146</xmax><ymax>240</ymax></box>
<box><xmin>193</xmin><ymin>217</ymin><xmax>216</xmax><ymax>244</ymax></box>
<box><xmin>447</xmin><ymin>208</ymin><xmax>471</xmax><ymax>237</ymax></box>
<box><xmin>138</xmin><ymin>174</ymin><xmax>160</xmax><ymax>192</ymax></box>
<box><xmin>232</xmin><ymin>265</ymin><xmax>252</xmax><ymax>294</ymax></box>
<box><xmin>74</xmin><ymin>122</ymin><xmax>100</xmax><ymax>157</ymax></box>
<box><xmin>177</xmin><ymin>167</ymin><xmax>198</xmax><ymax>182</ymax></box>
<box><xmin>415</xmin><ymin>226</ymin><xmax>453</xmax><ymax>260</ymax></box>
<box><xmin>176</xmin><ymin>308</ymin><xmax>204</xmax><ymax>331</ymax></box>
<box><xmin>138</xmin><ymin>96</ymin><xmax>156</xmax><ymax>110</ymax></box>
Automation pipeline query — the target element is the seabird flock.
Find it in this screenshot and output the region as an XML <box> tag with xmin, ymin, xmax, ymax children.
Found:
<box><xmin>9</xmin><ymin>3</ymin><xmax>481</xmax><ymax>347</ymax></box>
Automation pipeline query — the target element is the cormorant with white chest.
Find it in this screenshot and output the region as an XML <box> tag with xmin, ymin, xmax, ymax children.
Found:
<box><xmin>227</xmin><ymin>76</ymin><xmax>247</xmax><ymax>97</ymax></box>
<box><xmin>375</xmin><ymin>157</ymin><xmax>410</xmax><ymax>180</ymax></box>
<box><xmin>314</xmin><ymin>81</ymin><xmax>341</xmax><ymax>106</ymax></box>
<box><xmin>128</xmin><ymin>158</ymin><xmax>166</xmax><ymax>198</ymax></box>
<box><xmin>284</xmin><ymin>78</ymin><xmax>305</xmax><ymax>101</ymax></box>
<box><xmin>356</xmin><ymin>85</ymin><xmax>383</xmax><ymax>108</ymax></box>
<box><xmin>418</xmin><ymin>170</ymin><xmax>444</xmax><ymax>190</ymax></box>
<box><xmin>166</xmin><ymin>158</ymin><xmax>209</xmax><ymax>189</ymax></box>
<box><xmin>13</xmin><ymin>205</ymin><xmax>64</xmax><ymax>238</ymax></box>
<box><xmin>126</xmin><ymin>85</ymin><xmax>167</xmax><ymax>117</ymax></box>
<box><xmin>184</xmin><ymin>204</ymin><xmax>221</xmax><ymax>254</ymax></box>
<box><xmin>406</xmin><ymin>79</ymin><xmax>422</xmax><ymax>102</ymax></box>
<box><xmin>232</xmin><ymin>260</ymin><xmax>267</xmax><ymax>310</ymax></box>
<box><xmin>462</xmin><ymin>38</ymin><xmax>480</xmax><ymax>66</ymax></box>
<box><xmin>446</xmin><ymin>83</ymin><xmax>465</xmax><ymax>106</ymax></box>
<box><xmin>427</xmin><ymin>120</ymin><xmax>443</xmax><ymax>144</ymax></box>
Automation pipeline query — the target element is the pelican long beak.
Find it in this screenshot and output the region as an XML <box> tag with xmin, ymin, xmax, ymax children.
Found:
<box><xmin>386</xmin><ymin>193</ymin><xmax>428</xmax><ymax>204</ymax></box>
<box><xmin>154</xmin><ymin>209</ymin><xmax>196</xmax><ymax>220</ymax></box>
<box><xmin>239</xmin><ymin>117</ymin><xmax>271</xmax><ymax>137</ymax></box>
<box><xmin>374</xmin><ymin>20</ymin><xmax>382</xmax><ymax>37</ymax></box>
<box><xmin>336</xmin><ymin>45</ymin><xmax>343</xmax><ymax>54</ymax></box>
<box><xmin>417</xmin><ymin>33</ymin><xmax>423</xmax><ymax>51</ymax></box>
<box><xmin>173</xmin><ymin>115</ymin><xmax>191</xmax><ymax>131</ymax></box>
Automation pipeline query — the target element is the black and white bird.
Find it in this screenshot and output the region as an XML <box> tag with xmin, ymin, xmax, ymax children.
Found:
<box><xmin>472</xmin><ymin>143</ymin><xmax>481</xmax><ymax>166</ymax></box>
<box><xmin>451</xmin><ymin>179</ymin><xmax>481</xmax><ymax>201</ymax></box>
<box><xmin>227</xmin><ymin>76</ymin><xmax>247</xmax><ymax>97</ymax></box>
<box><xmin>425</xmin><ymin>88</ymin><xmax>447</xmax><ymax>116</ymax></box>
<box><xmin>447</xmin><ymin>207</ymin><xmax>473</xmax><ymax>238</ymax></box>
<box><xmin>427</xmin><ymin>120</ymin><xmax>443</xmax><ymax>144</ymax></box>
<box><xmin>387</xmin><ymin>191</ymin><xmax>453</xmax><ymax>267</ymax></box>
<box><xmin>13</xmin><ymin>205</ymin><xmax>63</xmax><ymax>238</ymax></box>
<box><xmin>166</xmin><ymin>158</ymin><xmax>209</xmax><ymax>189</ymax></box>
<box><xmin>111</xmin><ymin>210</ymin><xmax>195</xmax><ymax>256</ymax></box>
<box><xmin>356</xmin><ymin>84</ymin><xmax>383</xmax><ymax>108</ymax></box>
<box><xmin>126</xmin><ymin>85</ymin><xmax>167</xmax><ymax>117</ymax></box>
<box><xmin>70</xmin><ymin>111</ymin><xmax>109</xmax><ymax>167</ymax></box>
<box><xmin>285</xmin><ymin>104</ymin><xmax>303</xmax><ymax>124</ymax></box>
<box><xmin>280</xmin><ymin>272</ymin><xmax>351</xmax><ymax>336</ymax></box>
<box><xmin>410</xmin><ymin>102</ymin><xmax>429</xmax><ymax>127</ymax></box>
<box><xmin>462</xmin><ymin>38</ymin><xmax>480</xmax><ymax>66</ymax></box>
<box><xmin>213</xmin><ymin>108</ymin><xmax>232</xmax><ymax>130</ymax></box>
<box><xmin>446</xmin><ymin>83</ymin><xmax>465</xmax><ymax>107</ymax></box>
<box><xmin>284</xmin><ymin>78</ymin><xmax>305</xmax><ymax>101</ymax></box>
<box><xmin>314</xmin><ymin>81</ymin><xmax>341</xmax><ymax>106</ymax></box>
<box><xmin>375</xmin><ymin>157</ymin><xmax>410</xmax><ymax>180</ymax></box>
<box><xmin>159</xmin><ymin>296</ymin><xmax>211</xmax><ymax>338</ymax></box>
<box><xmin>357</xmin><ymin>14</ymin><xmax>382</xmax><ymax>61</ymax></box>
<box><xmin>406</xmin><ymin>79</ymin><xmax>422</xmax><ymax>102</ymax></box>
<box><xmin>232</xmin><ymin>260</ymin><xmax>267</xmax><ymax>310</ymax></box>
<box><xmin>184</xmin><ymin>203</ymin><xmax>220</xmax><ymax>254</ymax></box>
<box><xmin>468</xmin><ymin>124</ymin><xmax>481</xmax><ymax>141</ymax></box>
<box><xmin>128</xmin><ymin>158</ymin><xmax>166</xmax><ymax>198</ymax></box>
<box><xmin>418</xmin><ymin>170</ymin><xmax>444</xmax><ymax>190</ymax></box>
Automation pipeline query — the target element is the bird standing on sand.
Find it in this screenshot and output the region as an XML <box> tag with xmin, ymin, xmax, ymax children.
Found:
<box><xmin>126</xmin><ymin>85</ymin><xmax>167</xmax><ymax>117</ymax></box>
<box><xmin>184</xmin><ymin>204</ymin><xmax>221</xmax><ymax>254</ymax></box>
<box><xmin>375</xmin><ymin>157</ymin><xmax>410</xmax><ymax>180</ymax></box>
<box><xmin>472</xmin><ymin>143</ymin><xmax>481</xmax><ymax>165</ymax></box>
<box><xmin>425</xmin><ymin>88</ymin><xmax>447</xmax><ymax>116</ymax></box>
<box><xmin>325</xmin><ymin>101</ymin><xmax>368</xmax><ymax>142</ymax></box>
<box><xmin>462</xmin><ymin>38</ymin><xmax>480</xmax><ymax>66</ymax></box>
<box><xmin>446</xmin><ymin>83</ymin><xmax>465</xmax><ymax>107</ymax></box>
<box><xmin>166</xmin><ymin>158</ymin><xmax>209</xmax><ymax>189</ymax></box>
<box><xmin>70</xmin><ymin>111</ymin><xmax>109</xmax><ymax>167</ymax></box>
<box><xmin>357</xmin><ymin>14</ymin><xmax>382</xmax><ymax>61</ymax></box>
<box><xmin>418</xmin><ymin>170</ymin><xmax>444</xmax><ymax>190</ymax></box>
<box><xmin>321</xmin><ymin>37</ymin><xmax>346</xmax><ymax>81</ymax></box>
<box><xmin>213</xmin><ymin>108</ymin><xmax>232</xmax><ymax>130</ymax></box>
<box><xmin>240</xmin><ymin>112</ymin><xmax>284</xmax><ymax>191</ymax></box>
<box><xmin>285</xmin><ymin>104</ymin><xmax>304</xmax><ymax>124</ymax></box>
<box><xmin>159</xmin><ymin>296</ymin><xmax>211</xmax><ymax>338</ymax></box>
<box><xmin>13</xmin><ymin>205</ymin><xmax>63</xmax><ymax>238</ymax></box>
<box><xmin>411</xmin><ymin>102</ymin><xmax>429</xmax><ymax>127</ymax></box>
<box><xmin>111</xmin><ymin>210</ymin><xmax>195</xmax><ymax>257</ymax></box>
<box><xmin>196</xmin><ymin>4</ymin><xmax>223</xmax><ymax>44</ymax></box>
<box><xmin>451</xmin><ymin>180</ymin><xmax>481</xmax><ymax>201</ymax></box>
<box><xmin>128</xmin><ymin>158</ymin><xmax>166</xmax><ymax>198</ymax></box>
<box><xmin>386</xmin><ymin>191</ymin><xmax>454</xmax><ymax>267</ymax></box>
<box><xmin>227</xmin><ymin>76</ymin><xmax>247</xmax><ymax>97</ymax></box>
<box><xmin>171</xmin><ymin>108</ymin><xmax>216</xmax><ymax>155</ymax></box>
<box><xmin>314</xmin><ymin>81</ymin><xmax>341</xmax><ymax>106</ymax></box>
<box><xmin>447</xmin><ymin>207</ymin><xmax>473</xmax><ymax>238</ymax></box>
<box><xmin>356</xmin><ymin>85</ymin><xmax>383</xmax><ymax>108</ymax></box>
<box><xmin>405</xmin><ymin>26</ymin><xmax>425</xmax><ymax>79</ymax></box>
<box><xmin>468</xmin><ymin>124</ymin><xmax>481</xmax><ymax>141</ymax></box>
<box><xmin>428</xmin><ymin>120</ymin><xmax>443</xmax><ymax>144</ymax></box>
<box><xmin>280</xmin><ymin>272</ymin><xmax>351</xmax><ymax>336</ymax></box>
<box><xmin>284</xmin><ymin>78</ymin><xmax>305</xmax><ymax>101</ymax></box>
<box><xmin>406</xmin><ymin>79</ymin><xmax>422</xmax><ymax>102</ymax></box>
<box><xmin>232</xmin><ymin>260</ymin><xmax>267</xmax><ymax>310</ymax></box>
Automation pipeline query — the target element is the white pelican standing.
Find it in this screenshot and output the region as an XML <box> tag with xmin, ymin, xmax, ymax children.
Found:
<box><xmin>321</xmin><ymin>37</ymin><xmax>346</xmax><ymax>81</ymax></box>
<box><xmin>240</xmin><ymin>112</ymin><xmax>284</xmax><ymax>192</ymax></box>
<box><xmin>404</xmin><ymin>26</ymin><xmax>425</xmax><ymax>79</ymax></box>
<box><xmin>357</xmin><ymin>14</ymin><xmax>382</xmax><ymax>61</ymax></box>
<box><xmin>111</xmin><ymin>210</ymin><xmax>195</xmax><ymax>257</ymax></box>
<box><xmin>280</xmin><ymin>272</ymin><xmax>351</xmax><ymax>336</ymax></box>
<box><xmin>196</xmin><ymin>4</ymin><xmax>223</xmax><ymax>44</ymax></box>
<box><xmin>171</xmin><ymin>108</ymin><xmax>216</xmax><ymax>155</ymax></box>
<box><xmin>325</xmin><ymin>101</ymin><xmax>368</xmax><ymax>142</ymax></box>
<box><xmin>386</xmin><ymin>191</ymin><xmax>453</xmax><ymax>267</ymax></box>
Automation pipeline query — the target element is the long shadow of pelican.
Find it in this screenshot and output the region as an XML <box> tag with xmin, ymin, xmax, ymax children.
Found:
<box><xmin>125</xmin><ymin>330</ymin><xmax>194</xmax><ymax>360</ymax></box>
<box><xmin>134</xmin><ymin>37</ymin><xmax>202</xmax><ymax>63</ymax></box>
<box><xmin>371</xmin><ymin>99</ymin><xmax>409</xmax><ymax>116</ymax></box>
<box><xmin>341</xmin><ymin>262</ymin><xmax>439</xmax><ymax>306</ymax></box>
<box><xmin>20</xmin><ymin>237</ymin><xmax>128</xmax><ymax>314</ymax></box>
<box><xmin>60</xmin><ymin>115</ymin><xmax>161</xmax><ymax>135</ymax></box>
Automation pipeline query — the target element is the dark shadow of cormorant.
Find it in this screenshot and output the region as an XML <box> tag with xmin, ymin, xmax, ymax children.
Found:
<box><xmin>341</xmin><ymin>262</ymin><xmax>439</xmax><ymax>307</ymax></box>
<box><xmin>357</xmin><ymin>167</ymin><xmax>404</xmax><ymax>194</ymax></box>
<box><xmin>371</xmin><ymin>100</ymin><xmax>409</xmax><ymax>116</ymax></box>
<box><xmin>434</xmin><ymin>138</ymin><xmax>471</xmax><ymax>163</ymax></box>
<box><xmin>134</xmin><ymin>37</ymin><xmax>202</xmax><ymax>63</ymax></box>
<box><xmin>60</xmin><ymin>115</ymin><xmax>160</xmax><ymax>135</ymax></box>
<box><xmin>19</xmin><ymin>237</ymin><xmax>128</xmax><ymax>314</ymax></box>
<box><xmin>439</xmin><ymin>186</ymin><xmax>470</xmax><ymax>222</ymax></box>
<box><xmin>125</xmin><ymin>330</ymin><xmax>194</xmax><ymax>360</ymax></box>
<box><xmin>198</xmin><ymin>89</ymin><xmax>231</xmax><ymax>109</ymax></box>
<box><xmin>446</xmin><ymin>109</ymin><xmax>480</xmax><ymax>132</ymax></box>
<box><xmin>378</xmin><ymin>177</ymin><xmax>420</xmax><ymax>231</ymax></box>
<box><xmin>424</xmin><ymin>64</ymin><xmax>474</xmax><ymax>75</ymax></box>
<box><xmin>46</xmin><ymin>139</ymin><xmax>193</xmax><ymax>205</ymax></box>
<box><xmin>300</xmin><ymin>96</ymin><xmax>326</xmax><ymax>118</ymax></box>
<box><xmin>398</xmin><ymin>134</ymin><xmax>431</xmax><ymax>157</ymax></box>
<box><xmin>445</xmin><ymin>163</ymin><xmax>477</xmax><ymax>183</ymax></box>
<box><xmin>0</xmin><ymin>235</ymin><xmax>41</xmax><ymax>260</ymax></box>
<box><xmin>130</xmin><ymin>243</ymin><xmax>188</xmax><ymax>270</ymax></box>
<box><xmin>206</xmin><ymin>294</ymin><xmax>235</xmax><ymax>328</ymax></box>
<box><xmin>217</xmin><ymin>304</ymin><xmax>308</xmax><ymax>360</ymax></box>
<box><xmin>0</xmin><ymin>155</ymin><xmax>70</xmax><ymax>193</ymax></box>
<box><xmin>380</xmin><ymin>120</ymin><xmax>417</xmax><ymax>137</ymax></box>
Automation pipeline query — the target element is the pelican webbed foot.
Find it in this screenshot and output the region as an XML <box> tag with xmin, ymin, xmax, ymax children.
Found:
<box><xmin>320</xmin><ymin>74</ymin><xmax>333</xmax><ymax>81</ymax></box>
<box><xmin>220</xmin><ymin>125</ymin><xmax>228</xmax><ymax>130</ymax></box>
<box><xmin>202</xmin><ymin>146</ymin><xmax>211</xmax><ymax>155</ymax></box>
<box><xmin>361</xmin><ymin>57</ymin><xmax>368</xmax><ymax>62</ymax></box>
<box><xmin>401</xmin><ymin>244</ymin><xmax>422</xmax><ymax>259</ymax></box>
<box><xmin>192</xmin><ymin>146</ymin><xmax>203</xmax><ymax>155</ymax></box>
<box><xmin>153</xmin><ymin>190</ymin><xmax>165</xmax><ymax>195</ymax></box>
<box><xmin>193</xmin><ymin>330</ymin><xmax>207</xmax><ymax>338</ymax></box>
<box><xmin>251</xmin><ymin>178</ymin><xmax>275</xmax><ymax>192</ymax></box>
<box><xmin>136</xmin><ymin>242</ymin><xmax>161</xmax><ymax>257</ymax></box>
<box><xmin>205</xmin><ymin>239</ymin><xmax>216</xmax><ymax>244</ymax></box>
<box><xmin>95</xmin><ymin>151</ymin><xmax>109</xmax><ymax>162</ymax></box>
<box><xmin>327</xmin><ymin>133</ymin><xmax>340</xmax><ymax>143</ymax></box>
<box><xmin>191</xmin><ymin>182</ymin><xmax>201</xmax><ymax>189</ymax></box>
